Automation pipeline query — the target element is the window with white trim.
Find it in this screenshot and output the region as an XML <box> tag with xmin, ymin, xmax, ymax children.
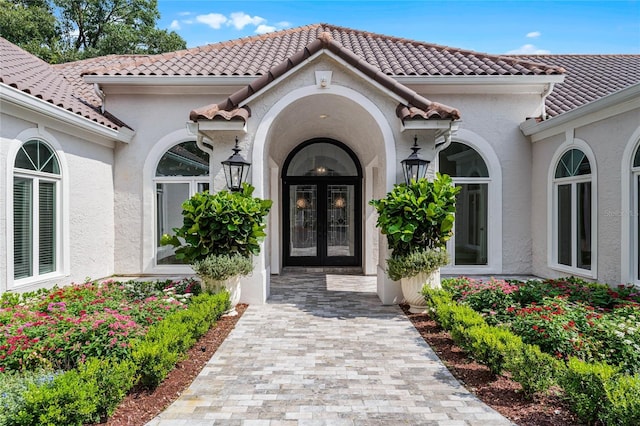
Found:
<box><xmin>13</xmin><ymin>140</ymin><xmax>61</xmax><ymax>281</ymax></box>
<box><xmin>553</xmin><ymin>148</ymin><xmax>593</xmax><ymax>272</ymax></box>
<box><xmin>439</xmin><ymin>142</ymin><xmax>490</xmax><ymax>266</ymax></box>
<box><xmin>633</xmin><ymin>145</ymin><xmax>640</xmax><ymax>283</ymax></box>
<box><xmin>154</xmin><ymin>141</ymin><xmax>209</xmax><ymax>265</ymax></box>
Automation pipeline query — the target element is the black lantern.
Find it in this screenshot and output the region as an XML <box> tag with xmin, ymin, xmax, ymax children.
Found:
<box><xmin>401</xmin><ymin>135</ymin><xmax>430</xmax><ymax>184</ymax></box>
<box><xmin>221</xmin><ymin>137</ymin><xmax>251</xmax><ymax>192</ymax></box>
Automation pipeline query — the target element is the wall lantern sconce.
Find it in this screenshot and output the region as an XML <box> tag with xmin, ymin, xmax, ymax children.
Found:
<box><xmin>401</xmin><ymin>135</ymin><xmax>430</xmax><ymax>185</ymax></box>
<box><xmin>222</xmin><ymin>137</ymin><xmax>251</xmax><ymax>192</ymax></box>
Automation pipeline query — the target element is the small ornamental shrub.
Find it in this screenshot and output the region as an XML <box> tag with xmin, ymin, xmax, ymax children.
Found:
<box><xmin>448</xmin><ymin>306</ymin><xmax>486</xmax><ymax>348</ymax></box>
<box><xmin>422</xmin><ymin>287</ymin><xmax>453</xmax><ymax>310</ymax></box>
<box><xmin>560</xmin><ymin>357</ymin><xmax>619</xmax><ymax>425</ymax></box>
<box><xmin>386</xmin><ymin>248</ymin><xmax>448</xmax><ymax>281</ymax></box>
<box><xmin>601</xmin><ymin>374</ymin><xmax>640</xmax><ymax>426</ymax></box>
<box><xmin>0</xmin><ymin>369</ymin><xmax>60</xmax><ymax>425</ymax></box>
<box><xmin>192</xmin><ymin>253</ymin><xmax>253</xmax><ymax>283</ymax></box>
<box><xmin>505</xmin><ymin>343</ymin><xmax>562</xmax><ymax>398</ymax></box>
<box><xmin>464</xmin><ymin>325</ymin><xmax>522</xmax><ymax>376</ymax></box>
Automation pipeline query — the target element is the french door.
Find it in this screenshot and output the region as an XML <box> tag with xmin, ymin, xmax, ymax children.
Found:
<box><xmin>283</xmin><ymin>180</ymin><xmax>361</xmax><ymax>266</ymax></box>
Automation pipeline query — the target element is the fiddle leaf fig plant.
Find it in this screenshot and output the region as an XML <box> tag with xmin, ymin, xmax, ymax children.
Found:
<box><xmin>369</xmin><ymin>173</ymin><xmax>460</xmax><ymax>256</ymax></box>
<box><xmin>369</xmin><ymin>173</ymin><xmax>460</xmax><ymax>280</ymax></box>
<box><xmin>160</xmin><ymin>183</ymin><xmax>272</xmax><ymax>264</ymax></box>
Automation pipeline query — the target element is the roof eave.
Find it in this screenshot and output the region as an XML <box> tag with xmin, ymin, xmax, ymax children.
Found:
<box><xmin>83</xmin><ymin>75</ymin><xmax>258</xmax><ymax>86</ymax></box>
<box><xmin>0</xmin><ymin>83</ymin><xmax>134</xmax><ymax>144</ymax></box>
<box><xmin>520</xmin><ymin>82</ymin><xmax>640</xmax><ymax>140</ymax></box>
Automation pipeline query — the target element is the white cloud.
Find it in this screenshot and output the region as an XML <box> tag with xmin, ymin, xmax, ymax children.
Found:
<box><xmin>169</xmin><ymin>20</ymin><xmax>180</xmax><ymax>30</ymax></box>
<box><xmin>526</xmin><ymin>31</ymin><xmax>541</xmax><ymax>38</ymax></box>
<box><xmin>255</xmin><ymin>24</ymin><xmax>277</xmax><ymax>34</ymax></box>
<box><xmin>506</xmin><ymin>44</ymin><xmax>551</xmax><ymax>55</ymax></box>
<box><xmin>196</xmin><ymin>13</ymin><xmax>228</xmax><ymax>29</ymax></box>
<box><xmin>183</xmin><ymin>20</ymin><xmax>193</xmax><ymax>25</ymax></box>
<box><xmin>178</xmin><ymin>12</ymin><xmax>191</xmax><ymax>17</ymax></box>
<box><xmin>229</xmin><ymin>12</ymin><xmax>266</xmax><ymax>30</ymax></box>
<box><xmin>276</xmin><ymin>21</ymin><xmax>292</xmax><ymax>28</ymax></box>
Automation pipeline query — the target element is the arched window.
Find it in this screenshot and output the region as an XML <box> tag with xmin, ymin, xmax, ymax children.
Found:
<box><xmin>553</xmin><ymin>148</ymin><xmax>593</xmax><ymax>272</ymax></box>
<box><xmin>633</xmin><ymin>145</ymin><xmax>640</xmax><ymax>283</ymax></box>
<box><xmin>154</xmin><ymin>141</ymin><xmax>209</xmax><ymax>265</ymax></box>
<box><xmin>13</xmin><ymin>140</ymin><xmax>61</xmax><ymax>280</ymax></box>
<box><xmin>438</xmin><ymin>142</ymin><xmax>490</xmax><ymax>266</ymax></box>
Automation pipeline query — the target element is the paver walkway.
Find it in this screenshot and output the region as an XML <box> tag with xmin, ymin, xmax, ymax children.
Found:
<box><xmin>147</xmin><ymin>273</ymin><xmax>512</xmax><ymax>425</ymax></box>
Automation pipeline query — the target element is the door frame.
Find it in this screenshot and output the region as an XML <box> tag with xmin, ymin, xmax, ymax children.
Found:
<box><xmin>281</xmin><ymin>138</ymin><xmax>362</xmax><ymax>267</ymax></box>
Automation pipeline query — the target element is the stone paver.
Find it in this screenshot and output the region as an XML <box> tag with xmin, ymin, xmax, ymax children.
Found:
<box><xmin>147</xmin><ymin>273</ymin><xmax>512</xmax><ymax>425</ymax></box>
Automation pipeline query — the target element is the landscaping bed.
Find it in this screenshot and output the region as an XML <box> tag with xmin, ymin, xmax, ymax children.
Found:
<box><xmin>420</xmin><ymin>276</ymin><xmax>640</xmax><ymax>425</ymax></box>
<box><xmin>0</xmin><ymin>278</ymin><xmax>231</xmax><ymax>425</ymax></box>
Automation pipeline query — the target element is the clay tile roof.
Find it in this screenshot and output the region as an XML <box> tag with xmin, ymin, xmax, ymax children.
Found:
<box><xmin>190</xmin><ymin>31</ymin><xmax>461</xmax><ymax>122</ymax></box>
<box><xmin>513</xmin><ymin>54</ymin><xmax>640</xmax><ymax>117</ymax></box>
<box><xmin>0</xmin><ymin>38</ymin><xmax>129</xmax><ymax>130</ymax></box>
<box><xmin>85</xmin><ymin>23</ymin><xmax>564</xmax><ymax>78</ymax></box>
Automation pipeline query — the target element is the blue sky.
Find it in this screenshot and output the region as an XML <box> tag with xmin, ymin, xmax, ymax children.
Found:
<box><xmin>156</xmin><ymin>1</ymin><xmax>639</xmax><ymax>54</ymax></box>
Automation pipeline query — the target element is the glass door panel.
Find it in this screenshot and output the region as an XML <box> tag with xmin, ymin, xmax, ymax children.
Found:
<box><xmin>454</xmin><ymin>183</ymin><xmax>488</xmax><ymax>265</ymax></box>
<box><xmin>156</xmin><ymin>182</ymin><xmax>190</xmax><ymax>264</ymax></box>
<box><xmin>327</xmin><ymin>185</ymin><xmax>354</xmax><ymax>257</ymax></box>
<box><xmin>289</xmin><ymin>185</ymin><xmax>317</xmax><ymax>257</ymax></box>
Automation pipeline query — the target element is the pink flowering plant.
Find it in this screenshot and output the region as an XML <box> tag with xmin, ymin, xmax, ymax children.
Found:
<box><xmin>0</xmin><ymin>278</ymin><xmax>199</xmax><ymax>373</ymax></box>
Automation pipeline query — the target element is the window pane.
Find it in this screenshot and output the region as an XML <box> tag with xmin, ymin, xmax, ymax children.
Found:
<box><xmin>290</xmin><ymin>185</ymin><xmax>317</xmax><ymax>257</ymax></box>
<box><xmin>557</xmin><ymin>184</ymin><xmax>572</xmax><ymax>266</ymax></box>
<box><xmin>286</xmin><ymin>143</ymin><xmax>358</xmax><ymax>176</ymax></box>
<box><xmin>576</xmin><ymin>182</ymin><xmax>591</xmax><ymax>270</ymax></box>
<box><xmin>156</xmin><ymin>141</ymin><xmax>209</xmax><ymax>177</ymax></box>
<box><xmin>438</xmin><ymin>142</ymin><xmax>489</xmax><ymax>178</ymax></box>
<box><xmin>637</xmin><ymin>176</ymin><xmax>640</xmax><ymax>280</ymax></box>
<box><xmin>39</xmin><ymin>182</ymin><xmax>56</xmax><ymax>274</ymax></box>
<box><xmin>327</xmin><ymin>185</ymin><xmax>355</xmax><ymax>257</ymax></box>
<box><xmin>14</xmin><ymin>178</ymin><xmax>33</xmax><ymax>279</ymax></box>
<box><xmin>454</xmin><ymin>183</ymin><xmax>488</xmax><ymax>265</ymax></box>
<box><xmin>156</xmin><ymin>183</ymin><xmax>190</xmax><ymax>264</ymax></box>
<box><xmin>15</xmin><ymin>141</ymin><xmax>59</xmax><ymax>174</ymax></box>
<box><xmin>634</xmin><ymin>147</ymin><xmax>640</xmax><ymax>168</ymax></box>
<box><xmin>555</xmin><ymin>149</ymin><xmax>590</xmax><ymax>178</ymax></box>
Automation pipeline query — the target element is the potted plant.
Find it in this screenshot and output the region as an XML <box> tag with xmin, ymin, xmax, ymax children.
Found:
<box><xmin>161</xmin><ymin>183</ymin><xmax>272</xmax><ymax>315</ymax></box>
<box><xmin>369</xmin><ymin>173</ymin><xmax>460</xmax><ymax>313</ymax></box>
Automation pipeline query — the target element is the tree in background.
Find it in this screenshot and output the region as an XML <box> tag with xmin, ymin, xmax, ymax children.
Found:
<box><xmin>0</xmin><ymin>0</ymin><xmax>186</xmax><ymax>63</ymax></box>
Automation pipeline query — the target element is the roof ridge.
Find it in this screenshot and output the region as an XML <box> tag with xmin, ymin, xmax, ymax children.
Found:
<box><xmin>317</xmin><ymin>23</ymin><xmax>565</xmax><ymax>74</ymax></box>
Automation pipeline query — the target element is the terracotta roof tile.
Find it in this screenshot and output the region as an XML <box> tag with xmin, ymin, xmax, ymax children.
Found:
<box><xmin>84</xmin><ymin>24</ymin><xmax>564</xmax><ymax>78</ymax></box>
<box><xmin>190</xmin><ymin>32</ymin><xmax>461</xmax><ymax>123</ymax></box>
<box><xmin>0</xmin><ymin>37</ymin><xmax>129</xmax><ymax>130</ymax></box>
<box><xmin>514</xmin><ymin>54</ymin><xmax>640</xmax><ymax>116</ymax></box>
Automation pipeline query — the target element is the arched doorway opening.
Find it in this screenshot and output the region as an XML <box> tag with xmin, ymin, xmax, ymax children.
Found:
<box><xmin>282</xmin><ymin>138</ymin><xmax>362</xmax><ymax>266</ymax></box>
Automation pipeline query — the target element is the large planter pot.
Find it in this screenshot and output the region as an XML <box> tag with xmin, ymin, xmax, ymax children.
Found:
<box><xmin>400</xmin><ymin>268</ymin><xmax>441</xmax><ymax>313</ymax></box>
<box><xmin>200</xmin><ymin>275</ymin><xmax>242</xmax><ymax>316</ymax></box>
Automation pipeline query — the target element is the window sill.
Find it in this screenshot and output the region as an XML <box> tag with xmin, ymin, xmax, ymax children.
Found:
<box><xmin>549</xmin><ymin>264</ymin><xmax>596</xmax><ymax>280</ymax></box>
<box><xmin>10</xmin><ymin>272</ymin><xmax>67</xmax><ymax>292</ymax></box>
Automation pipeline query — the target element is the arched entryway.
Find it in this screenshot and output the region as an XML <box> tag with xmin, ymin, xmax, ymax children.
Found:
<box><xmin>282</xmin><ymin>139</ymin><xmax>362</xmax><ymax>267</ymax></box>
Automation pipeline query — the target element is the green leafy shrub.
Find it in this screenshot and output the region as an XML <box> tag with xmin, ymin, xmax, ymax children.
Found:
<box><xmin>422</xmin><ymin>287</ymin><xmax>453</xmax><ymax>309</ymax></box>
<box><xmin>560</xmin><ymin>357</ymin><xmax>619</xmax><ymax>425</ymax></box>
<box><xmin>463</xmin><ymin>325</ymin><xmax>522</xmax><ymax>376</ymax></box>
<box><xmin>448</xmin><ymin>306</ymin><xmax>486</xmax><ymax>347</ymax></box>
<box><xmin>192</xmin><ymin>253</ymin><xmax>254</xmax><ymax>283</ymax></box>
<box><xmin>601</xmin><ymin>374</ymin><xmax>640</xmax><ymax>426</ymax></box>
<box><xmin>505</xmin><ymin>343</ymin><xmax>562</xmax><ymax>398</ymax></box>
<box><xmin>386</xmin><ymin>248</ymin><xmax>448</xmax><ymax>281</ymax></box>
<box><xmin>161</xmin><ymin>183</ymin><xmax>272</xmax><ymax>263</ymax></box>
<box><xmin>132</xmin><ymin>292</ymin><xmax>229</xmax><ymax>389</ymax></box>
<box><xmin>0</xmin><ymin>369</ymin><xmax>60</xmax><ymax>425</ymax></box>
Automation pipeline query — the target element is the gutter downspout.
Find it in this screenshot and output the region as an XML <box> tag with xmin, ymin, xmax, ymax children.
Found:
<box><xmin>540</xmin><ymin>83</ymin><xmax>555</xmax><ymax>121</ymax></box>
<box><xmin>93</xmin><ymin>83</ymin><xmax>106</xmax><ymax>113</ymax></box>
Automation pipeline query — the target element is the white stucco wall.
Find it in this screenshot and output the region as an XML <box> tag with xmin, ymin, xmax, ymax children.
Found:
<box><xmin>531</xmin><ymin>107</ymin><xmax>640</xmax><ymax>285</ymax></box>
<box><xmin>417</xmin><ymin>93</ymin><xmax>543</xmax><ymax>275</ymax></box>
<box><xmin>0</xmin><ymin>112</ymin><xmax>115</xmax><ymax>293</ymax></box>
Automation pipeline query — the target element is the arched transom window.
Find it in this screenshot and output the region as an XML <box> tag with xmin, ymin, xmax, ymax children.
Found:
<box><xmin>13</xmin><ymin>140</ymin><xmax>61</xmax><ymax>281</ymax></box>
<box><xmin>155</xmin><ymin>141</ymin><xmax>209</xmax><ymax>265</ymax></box>
<box><xmin>553</xmin><ymin>148</ymin><xmax>593</xmax><ymax>272</ymax></box>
